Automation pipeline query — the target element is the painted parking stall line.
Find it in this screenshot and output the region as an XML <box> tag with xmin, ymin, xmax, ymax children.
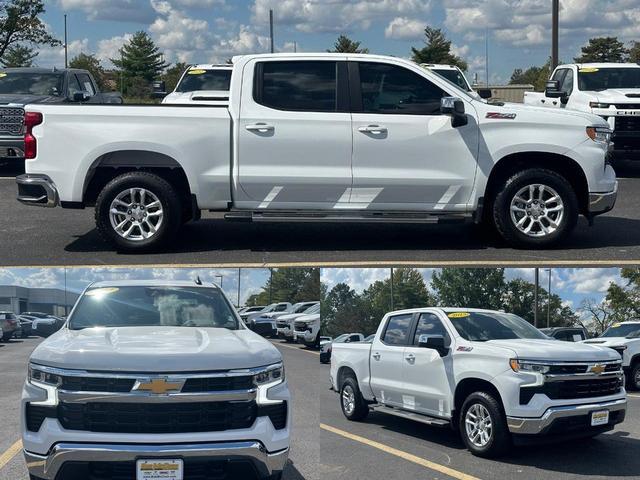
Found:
<box><xmin>0</xmin><ymin>440</ymin><xmax>22</xmax><ymax>471</ymax></box>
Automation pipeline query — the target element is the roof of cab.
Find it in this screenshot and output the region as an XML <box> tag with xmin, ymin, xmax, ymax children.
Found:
<box><xmin>560</xmin><ymin>62</ymin><xmax>640</xmax><ymax>69</ymax></box>
<box><xmin>86</xmin><ymin>280</ymin><xmax>220</xmax><ymax>289</ymax></box>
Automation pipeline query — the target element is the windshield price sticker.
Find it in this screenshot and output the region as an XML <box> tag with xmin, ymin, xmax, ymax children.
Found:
<box><xmin>448</xmin><ymin>312</ymin><xmax>470</xmax><ymax>318</ymax></box>
<box><xmin>579</xmin><ymin>67</ymin><xmax>600</xmax><ymax>73</ymax></box>
<box><xmin>137</xmin><ymin>459</ymin><xmax>183</xmax><ymax>480</ymax></box>
<box><xmin>188</xmin><ymin>69</ymin><xmax>206</xmax><ymax>75</ymax></box>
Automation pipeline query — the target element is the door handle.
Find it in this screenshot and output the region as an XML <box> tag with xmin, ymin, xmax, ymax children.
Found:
<box><xmin>358</xmin><ymin>125</ymin><xmax>387</xmax><ymax>134</ymax></box>
<box><xmin>405</xmin><ymin>353</ymin><xmax>415</xmax><ymax>363</ymax></box>
<box><xmin>372</xmin><ymin>352</ymin><xmax>381</xmax><ymax>361</ymax></box>
<box><xmin>245</xmin><ymin>123</ymin><xmax>274</xmax><ymax>133</ymax></box>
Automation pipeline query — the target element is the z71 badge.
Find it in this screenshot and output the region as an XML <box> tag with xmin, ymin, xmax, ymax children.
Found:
<box><xmin>486</xmin><ymin>112</ymin><xmax>517</xmax><ymax>119</ymax></box>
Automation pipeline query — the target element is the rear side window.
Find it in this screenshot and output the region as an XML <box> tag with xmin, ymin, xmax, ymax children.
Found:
<box><xmin>76</xmin><ymin>73</ymin><xmax>96</xmax><ymax>96</ymax></box>
<box><xmin>358</xmin><ymin>62</ymin><xmax>445</xmax><ymax>115</ymax></box>
<box><xmin>255</xmin><ymin>61</ymin><xmax>337</xmax><ymax>112</ymax></box>
<box><xmin>382</xmin><ymin>313</ymin><xmax>413</xmax><ymax>345</ymax></box>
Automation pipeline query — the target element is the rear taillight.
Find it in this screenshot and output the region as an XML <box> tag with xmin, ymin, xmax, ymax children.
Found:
<box><xmin>24</xmin><ymin>111</ymin><xmax>43</xmax><ymax>159</ymax></box>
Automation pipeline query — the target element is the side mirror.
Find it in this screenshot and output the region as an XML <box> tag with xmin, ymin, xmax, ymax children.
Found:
<box><xmin>72</xmin><ymin>91</ymin><xmax>91</xmax><ymax>102</ymax></box>
<box><xmin>440</xmin><ymin>97</ymin><xmax>468</xmax><ymax>128</ymax></box>
<box><xmin>417</xmin><ymin>334</ymin><xmax>449</xmax><ymax>357</ymax></box>
<box><xmin>545</xmin><ymin>80</ymin><xmax>567</xmax><ymax>100</ymax></box>
<box><xmin>477</xmin><ymin>88</ymin><xmax>492</xmax><ymax>99</ymax></box>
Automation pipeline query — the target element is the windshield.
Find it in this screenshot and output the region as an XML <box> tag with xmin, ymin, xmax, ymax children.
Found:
<box><xmin>448</xmin><ymin>311</ymin><xmax>548</xmax><ymax>342</ymax></box>
<box><xmin>333</xmin><ymin>334</ymin><xmax>348</xmax><ymax>343</ymax></box>
<box><xmin>432</xmin><ymin>68</ymin><xmax>471</xmax><ymax>92</ymax></box>
<box><xmin>70</xmin><ymin>286</ymin><xmax>238</xmax><ymax>330</ymax></box>
<box><xmin>176</xmin><ymin>69</ymin><xmax>231</xmax><ymax>93</ymax></box>
<box><xmin>578</xmin><ymin>67</ymin><xmax>640</xmax><ymax>91</ymax></box>
<box><xmin>0</xmin><ymin>72</ymin><xmax>64</xmax><ymax>96</ymax></box>
<box><xmin>303</xmin><ymin>303</ymin><xmax>320</xmax><ymax>315</ymax></box>
<box><xmin>601</xmin><ymin>323</ymin><xmax>640</xmax><ymax>338</ymax></box>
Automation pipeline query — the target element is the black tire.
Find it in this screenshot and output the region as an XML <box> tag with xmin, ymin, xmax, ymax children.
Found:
<box><xmin>95</xmin><ymin>172</ymin><xmax>182</xmax><ymax>252</ymax></box>
<box><xmin>459</xmin><ymin>391</ymin><xmax>511</xmax><ymax>458</ymax></box>
<box><xmin>1</xmin><ymin>333</ymin><xmax>11</xmax><ymax>342</ymax></box>
<box><xmin>628</xmin><ymin>363</ymin><xmax>640</xmax><ymax>391</ymax></box>
<box><xmin>492</xmin><ymin>168</ymin><xmax>578</xmax><ymax>248</ymax></box>
<box><xmin>340</xmin><ymin>377</ymin><xmax>369</xmax><ymax>421</ymax></box>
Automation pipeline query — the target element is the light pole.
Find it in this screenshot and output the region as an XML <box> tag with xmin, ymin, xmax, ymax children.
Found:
<box><xmin>237</xmin><ymin>268</ymin><xmax>241</xmax><ymax>308</ymax></box>
<box><xmin>64</xmin><ymin>14</ymin><xmax>68</xmax><ymax>68</ymax></box>
<box><xmin>269</xmin><ymin>9</ymin><xmax>274</xmax><ymax>53</ymax></box>
<box><xmin>546</xmin><ymin>268</ymin><xmax>552</xmax><ymax>328</ymax></box>
<box><xmin>534</xmin><ymin>268</ymin><xmax>539</xmax><ymax>327</ymax></box>
<box><xmin>551</xmin><ymin>0</ymin><xmax>559</xmax><ymax>70</ymax></box>
<box><xmin>215</xmin><ymin>274</ymin><xmax>223</xmax><ymax>290</ymax></box>
<box><xmin>390</xmin><ymin>268</ymin><xmax>394</xmax><ymax>311</ymax></box>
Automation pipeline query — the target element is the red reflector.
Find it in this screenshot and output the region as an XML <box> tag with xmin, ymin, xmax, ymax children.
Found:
<box><xmin>24</xmin><ymin>111</ymin><xmax>43</xmax><ymax>160</ymax></box>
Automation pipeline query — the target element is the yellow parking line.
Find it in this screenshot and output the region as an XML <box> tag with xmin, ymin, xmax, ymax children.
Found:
<box><xmin>320</xmin><ymin>423</ymin><xmax>481</xmax><ymax>480</ymax></box>
<box><xmin>270</xmin><ymin>340</ymin><xmax>320</xmax><ymax>356</ymax></box>
<box><xmin>0</xmin><ymin>439</ymin><xmax>22</xmax><ymax>471</ymax></box>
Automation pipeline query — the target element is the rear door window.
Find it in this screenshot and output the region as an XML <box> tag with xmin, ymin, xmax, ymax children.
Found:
<box><xmin>76</xmin><ymin>73</ymin><xmax>96</xmax><ymax>96</ymax></box>
<box><xmin>382</xmin><ymin>313</ymin><xmax>413</xmax><ymax>345</ymax></box>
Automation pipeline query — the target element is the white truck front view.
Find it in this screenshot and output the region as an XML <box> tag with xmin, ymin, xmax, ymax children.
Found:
<box><xmin>21</xmin><ymin>281</ymin><xmax>290</xmax><ymax>480</ymax></box>
<box><xmin>15</xmin><ymin>53</ymin><xmax>617</xmax><ymax>251</ymax></box>
<box><xmin>330</xmin><ymin>308</ymin><xmax>627</xmax><ymax>457</ymax></box>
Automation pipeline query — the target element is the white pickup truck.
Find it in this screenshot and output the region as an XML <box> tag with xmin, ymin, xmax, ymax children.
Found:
<box><xmin>16</xmin><ymin>53</ymin><xmax>617</xmax><ymax>251</ymax></box>
<box><xmin>583</xmin><ymin>320</ymin><xmax>640</xmax><ymax>390</ymax></box>
<box><xmin>524</xmin><ymin>63</ymin><xmax>640</xmax><ymax>161</ymax></box>
<box><xmin>22</xmin><ymin>280</ymin><xmax>290</xmax><ymax>480</ymax></box>
<box><xmin>330</xmin><ymin>307</ymin><xmax>627</xmax><ymax>457</ymax></box>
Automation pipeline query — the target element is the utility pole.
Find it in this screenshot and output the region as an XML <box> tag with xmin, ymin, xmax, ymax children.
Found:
<box><xmin>293</xmin><ymin>41</ymin><xmax>297</xmax><ymax>53</ymax></box>
<box><xmin>269</xmin><ymin>9</ymin><xmax>274</xmax><ymax>53</ymax></box>
<box><xmin>237</xmin><ymin>268</ymin><xmax>241</xmax><ymax>308</ymax></box>
<box><xmin>534</xmin><ymin>268</ymin><xmax>539</xmax><ymax>327</ymax></box>
<box><xmin>390</xmin><ymin>268</ymin><xmax>394</xmax><ymax>311</ymax></box>
<box><xmin>215</xmin><ymin>274</ymin><xmax>223</xmax><ymax>290</ymax></box>
<box><xmin>64</xmin><ymin>14</ymin><xmax>68</xmax><ymax>68</ymax></box>
<box><xmin>485</xmin><ymin>27</ymin><xmax>489</xmax><ymax>86</ymax></box>
<box><xmin>546</xmin><ymin>268</ymin><xmax>552</xmax><ymax>328</ymax></box>
<box><xmin>269</xmin><ymin>268</ymin><xmax>273</xmax><ymax>303</ymax></box>
<box><xmin>551</xmin><ymin>0</ymin><xmax>559</xmax><ymax>70</ymax></box>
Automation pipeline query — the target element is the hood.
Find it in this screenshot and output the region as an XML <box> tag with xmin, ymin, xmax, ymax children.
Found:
<box><xmin>0</xmin><ymin>94</ymin><xmax>65</xmax><ymax>105</ymax></box>
<box><xmin>494</xmin><ymin>101</ymin><xmax>608</xmax><ymax>126</ymax></box>
<box><xmin>162</xmin><ymin>90</ymin><xmax>229</xmax><ymax>105</ymax></box>
<box><xmin>584</xmin><ymin>337</ymin><xmax>640</xmax><ymax>347</ymax></box>
<box><xmin>30</xmin><ymin>326</ymin><xmax>282</xmax><ymax>372</ymax></box>
<box><xmin>486</xmin><ymin>338</ymin><xmax>620</xmax><ymax>362</ymax></box>
<box><xmin>296</xmin><ymin>313</ymin><xmax>320</xmax><ymax>323</ymax></box>
<box><xmin>589</xmin><ymin>89</ymin><xmax>640</xmax><ymax>102</ymax></box>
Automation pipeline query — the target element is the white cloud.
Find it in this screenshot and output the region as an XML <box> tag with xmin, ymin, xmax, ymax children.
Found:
<box><xmin>58</xmin><ymin>0</ymin><xmax>156</xmax><ymax>23</ymax></box>
<box><xmin>384</xmin><ymin>17</ymin><xmax>425</xmax><ymax>40</ymax></box>
<box><xmin>35</xmin><ymin>38</ymin><xmax>89</xmax><ymax>67</ymax></box>
<box><xmin>96</xmin><ymin>34</ymin><xmax>133</xmax><ymax>66</ymax></box>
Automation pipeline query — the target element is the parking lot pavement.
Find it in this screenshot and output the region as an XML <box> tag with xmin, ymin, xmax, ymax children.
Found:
<box><xmin>3</xmin><ymin>161</ymin><xmax>640</xmax><ymax>265</ymax></box>
<box><xmin>0</xmin><ymin>336</ymin><xmax>321</xmax><ymax>480</ymax></box>
<box><xmin>319</xmin><ymin>362</ymin><xmax>640</xmax><ymax>480</ymax></box>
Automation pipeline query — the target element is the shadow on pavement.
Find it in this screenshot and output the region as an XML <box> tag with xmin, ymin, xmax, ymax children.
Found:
<box><xmin>283</xmin><ymin>460</ymin><xmax>307</xmax><ymax>480</ymax></box>
<box><xmin>613</xmin><ymin>160</ymin><xmax>640</xmax><ymax>179</ymax></box>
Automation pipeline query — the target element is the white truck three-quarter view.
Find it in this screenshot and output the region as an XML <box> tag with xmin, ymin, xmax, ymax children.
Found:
<box><xmin>524</xmin><ymin>63</ymin><xmax>640</xmax><ymax>161</ymax></box>
<box><xmin>583</xmin><ymin>320</ymin><xmax>640</xmax><ymax>390</ymax></box>
<box><xmin>16</xmin><ymin>53</ymin><xmax>617</xmax><ymax>251</ymax></box>
<box><xmin>330</xmin><ymin>308</ymin><xmax>627</xmax><ymax>457</ymax></box>
<box><xmin>21</xmin><ymin>280</ymin><xmax>290</xmax><ymax>480</ymax></box>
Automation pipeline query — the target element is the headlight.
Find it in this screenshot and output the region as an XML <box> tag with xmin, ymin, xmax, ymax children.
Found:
<box><xmin>589</xmin><ymin>102</ymin><xmax>611</xmax><ymax>109</ymax></box>
<box><xmin>254</xmin><ymin>363</ymin><xmax>284</xmax><ymax>386</ymax></box>
<box><xmin>29</xmin><ymin>365</ymin><xmax>62</xmax><ymax>387</ymax></box>
<box><xmin>509</xmin><ymin>359</ymin><xmax>550</xmax><ymax>374</ymax></box>
<box><xmin>586</xmin><ymin>126</ymin><xmax>612</xmax><ymax>144</ymax></box>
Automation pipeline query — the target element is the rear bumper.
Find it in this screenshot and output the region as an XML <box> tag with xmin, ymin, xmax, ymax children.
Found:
<box><xmin>16</xmin><ymin>174</ymin><xmax>58</xmax><ymax>207</ymax></box>
<box><xmin>506</xmin><ymin>397</ymin><xmax>626</xmax><ymax>435</ymax></box>
<box><xmin>24</xmin><ymin>441</ymin><xmax>288</xmax><ymax>480</ymax></box>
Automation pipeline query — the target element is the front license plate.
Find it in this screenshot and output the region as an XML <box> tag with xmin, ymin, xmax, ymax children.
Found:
<box><xmin>591</xmin><ymin>410</ymin><xmax>610</xmax><ymax>426</ymax></box>
<box><xmin>136</xmin><ymin>459</ymin><xmax>183</xmax><ymax>480</ymax></box>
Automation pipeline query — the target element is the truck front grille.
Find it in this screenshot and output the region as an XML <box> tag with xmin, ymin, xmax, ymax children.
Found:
<box><xmin>294</xmin><ymin>321</ymin><xmax>308</xmax><ymax>333</ymax></box>
<box><xmin>61</xmin><ymin>376</ymin><xmax>136</xmax><ymax>393</ymax></box>
<box><xmin>58</xmin><ymin>401</ymin><xmax>258</xmax><ymax>434</ymax></box>
<box><xmin>615</xmin><ymin>116</ymin><xmax>640</xmax><ymax>133</ymax></box>
<box><xmin>276</xmin><ymin>320</ymin><xmax>289</xmax><ymax>328</ymax></box>
<box><xmin>520</xmin><ymin>376</ymin><xmax>623</xmax><ymax>404</ymax></box>
<box><xmin>0</xmin><ymin>107</ymin><xmax>24</xmax><ymax>136</ymax></box>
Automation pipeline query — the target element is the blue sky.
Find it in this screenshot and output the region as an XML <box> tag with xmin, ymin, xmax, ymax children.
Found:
<box><xmin>36</xmin><ymin>0</ymin><xmax>640</xmax><ymax>85</ymax></box>
<box><xmin>0</xmin><ymin>267</ymin><xmax>271</xmax><ymax>306</ymax></box>
<box><xmin>321</xmin><ymin>267</ymin><xmax>624</xmax><ymax>316</ymax></box>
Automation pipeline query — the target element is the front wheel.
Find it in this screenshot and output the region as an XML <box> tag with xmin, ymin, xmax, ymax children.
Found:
<box><xmin>459</xmin><ymin>391</ymin><xmax>511</xmax><ymax>458</ymax></box>
<box><xmin>95</xmin><ymin>172</ymin><xmax>182</xmax><ymax>252</ymax></box>
<box><xmin>492</xmin><ymin>168</ymin><xmax>578</xmax><ymax>248</ymax></box>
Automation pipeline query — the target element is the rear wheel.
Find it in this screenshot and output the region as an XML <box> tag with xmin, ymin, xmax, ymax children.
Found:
<box><xmin>459</xmin><ymin>391</ymin><xmax>511</xmax><ymax>458</ymax></box>
<box><xmin>340</xmin><ymin>377</ymin><xmax>369</xmax><ymax>421</ymax></box>
<box><xmin>95</xmin><ymin>172</ymin><xmax>182</xmax><ymax>252</ymax></box>
<box><xmin>492</xmin><ymin>168</ymin><xmax>578</xmax><ymax>248</ymax></box>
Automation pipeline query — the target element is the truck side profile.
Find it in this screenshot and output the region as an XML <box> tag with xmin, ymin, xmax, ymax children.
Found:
<box><xmin>330</xmin><ymin>308</ymin><xmax>627</xmax><ymax>457</ymax></box>
<box><xmin>21</xmin><ymin>280</ymin><xmax>290</xmax><ymax>480</ymax></box>
<box><xmin>16</xmin><ymin>53</ymin><xmax>617</xmax><ymax>251</ymax></box>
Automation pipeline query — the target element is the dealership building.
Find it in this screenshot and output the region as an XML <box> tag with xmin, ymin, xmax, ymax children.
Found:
<box><xmin>0</xmin><ymin>285</ymin><xmax>79</xmax><ymax>316</ymax></box>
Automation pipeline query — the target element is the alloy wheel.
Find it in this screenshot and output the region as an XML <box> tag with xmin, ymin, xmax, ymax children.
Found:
<box><xmin>109</xmin><ymin>187</ymin><xmax>164</xmax><ymax>241</ymax></box>
<box><xmin>465</xmin><ymin>403</ymin><xmax>493</xmax><ymax>448</ymax></box>
<box><xmin>509</xmin><ymin>184</ymin><xmax>564</xmax><ymax>237</ymax></box>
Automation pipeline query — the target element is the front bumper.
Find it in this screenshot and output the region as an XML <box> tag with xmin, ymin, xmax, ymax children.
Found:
<box><xmin>507</xmin><ymin>397</ymin><xmax>626</xmax><ymax>435</ymax></box>
<box><xmin>588</xmin><ymin>182</ymin><xmax>617</xmax><ymax>216</ymax></box>
<box><xmin>16</xmin><ymin>174</ymin><xmax>58</xmax><ymax>207</ymax></box>
<box><xmin>24</xmin><ymin>441</ymin><xmax>288</xmax><ymax>480</ymax></box>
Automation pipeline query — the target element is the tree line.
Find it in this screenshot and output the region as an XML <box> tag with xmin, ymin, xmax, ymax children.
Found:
<box><xmin>244</xmin><ymin>268</ymin><xmax>320</xmax><ymax>307</ymax></box>
<box><xmin>322</xmin><ymin>268</ymin><xmax>640</xmax><ymax>338</ymax></box>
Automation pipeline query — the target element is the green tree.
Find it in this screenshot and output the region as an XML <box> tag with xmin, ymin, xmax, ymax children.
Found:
<box><xmin>503</xmin><ymin>278</ymin><xmax>578</xmax><ymax>328</ymax></box>
<box><xmin>509</xmin><ymin>59</ymin><xmax>552</xmax><ymax>91</ymax></box>
<box><xmin>411</xmin><ymin>26</ymin><xmax>468</xmax><ymax>71</ymax></box>
<box><xmin>605</xmin><ymin>267</ymin><xmax>640</xmax><ymax>320</ymax></box>
<box><xmin>629</xmin><ymin>41</ymin><xmax>640</xmax><ymax>63</ymax></box>
<box><xmin>111</xmin><ymin>31</ymin><xmax>168</xmax><ymax>96</ymax></box>
<box><xmin>162</xmin><ymin>62</ymin><xmax>188</xmax><ymax>93</ymax></box>
<box><xmin>0</xmin><ymin>43</ymin><xmax>36</xmax><ymax>67</ymax></box>
<box><xmin>328</xmin><ymin>35</ymin><xmax>369</xmax><ymax>54</ymax></box>
<box><xmin>245</xmin><ymin>268</ymin><xmax>320</xmax><ymax>307</ymax></box>
<box><xmin>431</xmin><ymin>268</ymin><xmax>505</xmax><ymax>310</ymax></box>
<box><xmin>69</xmin><ymin>52</ymin><xmax>105</xmax><ymax>89</ymax></box>
<box><xmin>574</xmin><ymin>36</ymin><xmax>629</xmax><ymax>63</ymax></box>
<box><xmin>0</xmin><ymin>0</ymin><xmax>60</xmax><ymax>59</ymax></box>
<box><xmin>322</xmin><ymin>282</ymin><xmax>371</xmax><ymax>337</ymax></box>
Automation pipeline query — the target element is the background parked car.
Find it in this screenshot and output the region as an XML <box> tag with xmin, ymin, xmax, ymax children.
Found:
<box><xmin>238</xmin><ymin>305</ymin><xmax>267</xmax><ymax>323</ymax></box>
<box><xmin>161</xmin><ymin>64</ymin><xmax>232</xmax><ymax>105</ymax></box>
<box><xmin>28</xmin><ymin>313</ymin><xmax>66</xmax><ymax>337</ymax></box>
<box><xmin>17</xmin><ymin>314</ymin><xmax>34</xmax><ymax>338</ymax></box>
<box><xmin>0</xmin><ymin>311</ymin><xmax>18</xmax><ymax>341</ymax></box>
<box><xmin>320</xmin><ymin>333</ymin><xmax>364</xmax><ymax>364</ymax></box>
<box><xmin>540</xmin><ymin>326</ymin><xmax>589</xmax><ymax>341</ymax></box>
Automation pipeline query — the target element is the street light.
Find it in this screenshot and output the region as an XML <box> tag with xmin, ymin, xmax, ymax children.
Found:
<box><xmin>545</xmin><ymin>268</ymin><xmax>552</xmax><ymax>328</ymax></box>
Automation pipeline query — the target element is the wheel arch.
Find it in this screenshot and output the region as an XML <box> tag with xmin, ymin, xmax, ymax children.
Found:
<box><xmin>483</xmin><ymin>152</ymin><xmax>589</xmax><ymax>215</ymax></box>
<box><xmin>336</xmin><ymin>366</ymin><xmax>359</xmax><ymax>391</ymax></box>
<box><xmin>454</xmin><ymin>377</ymin><xmax>505</xmax><ymax>422</ymax></box>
